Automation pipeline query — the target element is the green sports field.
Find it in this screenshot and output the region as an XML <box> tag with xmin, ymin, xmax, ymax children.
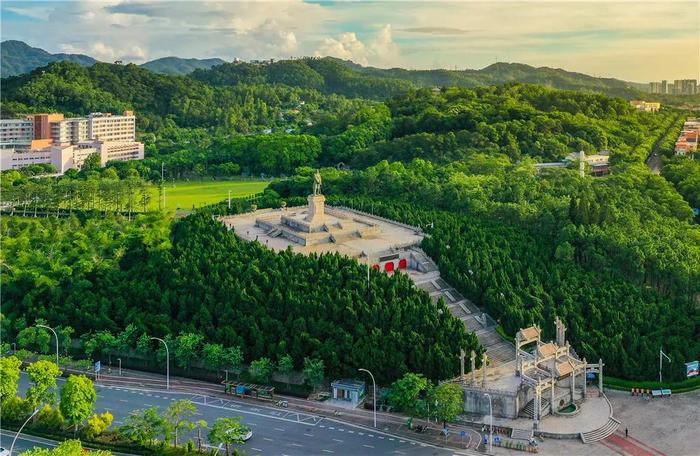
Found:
<box><xmin>147</xmin><ymin>179</ymin><xmax>270</xmax><ymax>211</ymax></box>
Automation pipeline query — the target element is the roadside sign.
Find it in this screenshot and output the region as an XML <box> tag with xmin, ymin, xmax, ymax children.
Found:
<box><xmin>94</xmin><ymin>361</ymin><xmax>101</xmax><ymax>373</ymax></box>
<box><xmin>686</xmin><ymin>361</ymin><xmax>699</xmax><ymax>377</ymax></box>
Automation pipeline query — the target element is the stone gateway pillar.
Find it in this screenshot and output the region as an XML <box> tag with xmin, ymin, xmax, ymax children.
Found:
<box><xmin>470</xmin><ymin>350</ymin><xmax>476</xmax><ymax>385</ymax></box>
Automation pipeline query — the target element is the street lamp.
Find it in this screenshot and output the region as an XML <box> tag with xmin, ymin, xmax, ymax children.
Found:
<box><xmin>36</xmin><ymin>324</ymin><xmax>59</xmax><ymax>368</ymax></box>
<box><xmin>358</xmin><ymin>368</ymin><xmax>377</xmax><ymax>428</ymax></box>
<box><xmin>10</xmin><ymin>407</ymin><xmax>41</xmax><ymax>455</ymax></box>
<box><xmin>151</xmin><ymin>337</ymin><xmax>170</xmax><ymax>390</ymax></box>
<box><xmin>117</xmin><ymin>358</ymin><xmax>122</xmax><ymax>376</ymax></box>
<box><xmin>484</xmin><ymin>393</ymin><xmax>493</xmax><ymax>455</ymax></box>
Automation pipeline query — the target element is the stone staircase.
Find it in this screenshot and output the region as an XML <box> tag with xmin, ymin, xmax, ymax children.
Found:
<box><xmin>580</xmin><ymin>417</ymin><xmax>620</xmax><ymax>443</ymax></box>
<box><xmin>411</xmin><ymin>266</ymin><xmax>516</xmax><ymax>369</ymax></box>
<box><xmin>519</xmin><ymin>398</ymin><xmax>550</xmax><ymax>419</ymax></box>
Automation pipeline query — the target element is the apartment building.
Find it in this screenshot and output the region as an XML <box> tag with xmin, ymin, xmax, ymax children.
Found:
<box><xmin>674</xmin><ymin>119</ymin><xmax>700</xmax><ymax>156</ymax></box>
<box><xmin>0</xmin><ymin>118</ymin><xmax>34</xmax><ymax>150</ymax></box>
<box><xmin>649</xmin><ymin>82</ymin><xmax>662</xmax><ymax>94</ymax></box>
<box><xmin>0</xmin><ymin>111</ymin><xmax>144</xmax><ymax>173</ymax></box>
<box><xmin>673</xmin><ymin>80</ymin><xmax>698</xmax><ymax>96</ymax></box>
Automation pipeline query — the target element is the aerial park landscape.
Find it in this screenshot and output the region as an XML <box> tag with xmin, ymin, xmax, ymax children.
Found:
<box><xmin>0</xmin><ymin>1</ymin><xmax>698</xmax><ymax>455</ymax></box>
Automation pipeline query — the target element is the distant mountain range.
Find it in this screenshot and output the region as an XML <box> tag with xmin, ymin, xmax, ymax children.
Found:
<box><xmin>1</xmin><ymin>40</ymin><xmax>97</xmax><ymax>77</ymax></box>
<box><xmin>1</xmin><ymin>41</ymin><xmax>226</xmax><ymax>77</ymax></box>
<box><xmin>2</xmin><ymin>39</ymin><xmax>647</xmax><ymax>97</ymax></box>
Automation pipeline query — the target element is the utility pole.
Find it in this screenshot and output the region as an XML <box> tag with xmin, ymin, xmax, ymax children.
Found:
<box><xmin>228</xmin><ymin>190</ymin><xmax>232</xmax><ymax>210</ymax></box>
<box><xmin>151</xmin><ymin>337</ymin><xmax>170</xmax><ymax>390</ymax></box>
<box><xmin>659</xmin><ymin>349</ymin><xmax>671</xmax><ymax>383</ymax></box>
<box><xmin>37</xmin><ymin>324</ymin><xmax>59</xmax><ymax>368</ymax></box>
<box><xmin>358</xmin><ymin>368</ymin><xmax>377</xmax><ymax>428</ymax></box>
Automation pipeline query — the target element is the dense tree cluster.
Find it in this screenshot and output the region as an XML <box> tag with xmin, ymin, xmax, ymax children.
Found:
<box><xmin>271</xmin><ymin>154</ymin><xmax>700</xmax><ymax>381</ymax></box>
<box><xmin>1</xmin><ymin>210</ymin><xmax>479</xmax><ymax>384</ymax></box>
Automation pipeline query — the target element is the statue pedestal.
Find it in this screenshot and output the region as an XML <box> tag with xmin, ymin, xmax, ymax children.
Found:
<box><xmin>306</xmin><ymin>194</ymin><xmax>325</xmax><ymax>224</ymax></box>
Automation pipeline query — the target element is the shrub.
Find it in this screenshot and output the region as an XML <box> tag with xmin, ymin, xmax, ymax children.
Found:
<box><xmin>1</xmin><ymin>395</ymin><xmax>32</xmax><ymax>423</ymax></box>
<box><xmin>84</xmin><ymin>411</ymin><xmax>114</xmax><ymax>439</ymax></box>
<box><xmin>35</xmin><ymin>404</ymin><xmax>65</xmax><ymax>431</ymax></box>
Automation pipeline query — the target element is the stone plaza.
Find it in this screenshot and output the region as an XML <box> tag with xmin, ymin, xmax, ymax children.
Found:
<box><xmin>219</xmin><ymin>172</ymin><xmax>429</xmax><ymax>273</ymax></box>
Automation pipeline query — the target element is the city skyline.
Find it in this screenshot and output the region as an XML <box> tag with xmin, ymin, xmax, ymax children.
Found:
<box><xmin>1</xmin><ymin>0</ymin><xmax>699</xmax><ymax>83</ymax></box>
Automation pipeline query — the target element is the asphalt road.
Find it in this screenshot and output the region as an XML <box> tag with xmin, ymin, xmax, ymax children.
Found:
<box><xmin>17</xmin><ymin>375</ymin><xmax>467</xmax><ymax>456</ymax></box>
<box><xmin>0</xmin><ymin>430</ymin><xmax>58</xmax><ymax>454</ymax></box>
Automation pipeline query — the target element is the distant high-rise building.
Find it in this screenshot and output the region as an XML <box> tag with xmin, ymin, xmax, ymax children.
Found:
<box><xmin>649</xmin><ymin>82</ymin><xmax>663</xmax><ymax>94</ymax></box>
<box><xmin>661</xmin><ymin>80</ymin><xmax>668</xmax><ymax>94</ymax></box>
<box><xmin>667</xmin><ymin>83</ymin><xmax>675</xmax><ymax>95</ymax></box>
<box><xmin>673</xmin><ymin>79</ymin><xmax>698</xmax><ymax>95</ymax></box>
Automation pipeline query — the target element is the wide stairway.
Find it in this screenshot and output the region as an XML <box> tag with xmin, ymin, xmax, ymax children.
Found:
<box><xmin>580</xmin><ymin>417</ymin><xmax>621</xmax><ymax>443</ymax></box>
<box><xmin>519</xmin><ymin>398</ymin><xmax>550</xmax><ymax>419</ymax></box>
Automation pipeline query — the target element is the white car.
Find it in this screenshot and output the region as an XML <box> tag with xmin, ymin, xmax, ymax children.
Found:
<box><xmin>242</xmin><ymin>428</ymin><xmax>253</xmax><ymax>441</ymax></box>
<box><xmin>0</xmin><ymin>447</ymin><xmax>10</xmax><ymax>456</ymax></box>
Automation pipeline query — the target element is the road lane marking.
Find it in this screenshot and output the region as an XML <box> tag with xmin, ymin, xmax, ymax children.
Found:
<box><xmin>119</xmin><ymin>399</ymin><xmax>128</xmax><ymax>402</ymax></box>
<box><xmin>328</xmin><ymin>427</ymin><xmax>335</xmax><ymax>430</ymax></box>
<box><xmin>378</xmin><ymin>436</ymin><xmax>384</xmax><ymax>439</ymax></box>
<box><xmin>274</xmin><ymin>428</ymin><xmax>285</xmax><ymax>432</ymax></box>
<box><xmin>289</xmin><ymin>443</ymin><xmax>303</xmax><ymax>447</ymax></box>
<box><xmin>347</xmin><ymin>430</ymin><xmax>354</xmax><ymax>434</ymax></box>
<box><xmin>338</xmin><ymin>428</ymin><xmax>345</xmax><ymax>432</ymax></box>
<box><xmin>389</xmin><ymin>438</ymin><xmax>394</xmax><ymax>441</ymax></box>
<box><xmin>263</xmin><ymin>437</ymin><xmax>274</xmax><ymax>442</ymax></box>
<box><xmin>358</xmin><ymin>432</ymin><xmax>364</xmax><ymax>435</ymax></box>
<box><xmin>251</xmin><ymin>448</ymin><xmax>262</xmax><ymax>452</ymax></box>
<box><xmin>144</xmin><ymin>403</ymin><xmax>154</xmax><ymax>407</ymax></box>
<box><xmin>363</xmin><ymin>444</ymin><xmax>374</xmax><ymax>449</ymax></box>
<box><xmin>322</xmin><ymin>450</ymin><xmax>334</xmax><ymax>453</ymax></box>
<box><xmin>332</xmin><ymin>438</ymin><xmax>343</xmax><ymax>443</ymax></box>
<box><xmin>319</xmin><ymin>425</ymin><xmax>326</xmax><ymax>428</ymax></box>
<box><xmin>304</xmin><ymin>433</ymin><xmax>314</xmax><ymax>437</ymax></box>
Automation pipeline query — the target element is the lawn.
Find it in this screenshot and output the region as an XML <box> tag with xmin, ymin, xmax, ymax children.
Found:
<box><xmin>147</xmin><ymin>179</ymin><xmax>270</xmax><ymax>211</ymax></box>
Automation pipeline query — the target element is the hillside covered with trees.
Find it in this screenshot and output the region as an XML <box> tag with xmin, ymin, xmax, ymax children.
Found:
<box><xmin>2</xmin><ymin>58</ymin><xmax>697</xmax><ymax>383</ymax></box>
<box><xmin>1</xmin><ymin>210</ymin><xmax>478</xmax><ymax>384</ymax></box>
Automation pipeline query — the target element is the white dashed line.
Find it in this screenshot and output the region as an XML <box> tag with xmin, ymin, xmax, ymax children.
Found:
<box><xmin>358</xmin><ymin>432</ymin><xmax>364</xmax><ymax>435</ymax></box>
<box><xmin>332</xmin><ymin>438</ymin><xmax>343</xmax><ymax>443</ymax></box>
<box><xmin>274</xmin><ymin>428</ymin><xmax>285</xmax><ymax>432</ymax></box>
<box><xmin>328</xmin><ymin>427</ymin><xmax>335</xmax><ymax>430</ymax></box>
<box><xmin>263</xmin><ymin>438</ymin><xmax>273</xmax><ymax>442</ymax></box>
<box><xmin>399</xmin><ymin>440</ymin><xmax>405</xmax><ymax>443</ymax></box>
<box><xmin>378</xmin><ymin>436</ymin><xmax>384</xmax><ymax>439</ymax></box>
<box><xmin>290</xmin><ymin>443</ymin><xmax>303</xmax><ymax>447</ymax></box>
<box><xmin>119</xmin><ymin>399</ymin><xmax>128</xmax><ymax>403</ymax></box>
<box><xmin>389</xmin><ymin>438</ymin><xmax>394</xmax><ymax>441</ymax></box>
<box><xmin>319</xmin><ymin>425</ymin><xmax>326</xmax><ymax>428</ymax></box>
<box><xmin>363</xmin><ymin>444</ymin><xmax>375</xmax><ymax>449</ymax></box>
<box><xmin>322</xmin><ymin>450</ymin><xmax>334</xmax><ymax>454</ymax></box>
<box><xmin>304</xmin><ymin>433</ymin><xmax>314</xmax><ymax>437</ymax></box>
<box><xmin>251</xmin><ymin>448</ymin><xmax>262</xmax><ymax>452</ymax></box>
<box><xmin>347</xmin><ymin>430</ymin><xmax>354</xmax><ymax>434</ymax></box>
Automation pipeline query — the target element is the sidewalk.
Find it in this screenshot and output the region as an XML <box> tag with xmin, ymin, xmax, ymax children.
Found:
<box><xmin>88</xmin><ymin>366</ymin><xmax>483</xmax><ymax>453</ymax></box>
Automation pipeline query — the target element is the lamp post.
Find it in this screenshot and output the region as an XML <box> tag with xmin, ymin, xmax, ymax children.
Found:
<box><xmin>151</xmin><ymin>337</ymin><xmax>170</xmax><ymax>390</ymax></box>
<box><xmin>117</xmin><ymin>358</ymin><xmax>122</xmax><ymax>376</ymax></box>
<box><xmin>12</xmin><ymin>342</ymin><xmax>16</xmax><ymax>354</ymax></box>
<box><xmin>10</xmin><ymin>407</ymin><xmax>41</xmax><ymax>455</ymax></box>
<box><xmin>358</xmin><ymin>368</ymin><xmax>377</xmax><ymax>428</ymax></box>
<box><xmin>484</xmin><ymin>393</ymin><xmax>493</xmax><ymax>455</ymax></box>
<box><xmin>36</xmin><ymin>324</ymin><xmax>59</xmax><ymax>368</ymax></box>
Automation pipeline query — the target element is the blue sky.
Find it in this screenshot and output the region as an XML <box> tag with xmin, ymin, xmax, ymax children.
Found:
<box><xmin>2</xmin><ymin>1</ymin><xmax>698</xmax><ymax>82</ymax></box>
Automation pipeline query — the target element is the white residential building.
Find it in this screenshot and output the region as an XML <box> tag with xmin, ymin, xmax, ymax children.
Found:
<box><xmin>0</xmin><ymin>111</ymin><xmax>144</xmax><ymax>173</ymax></box>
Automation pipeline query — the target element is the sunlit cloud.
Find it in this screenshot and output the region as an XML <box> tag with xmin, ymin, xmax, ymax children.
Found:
<box><xmin>1</xmin><ymin>0</ymin><xmax>697</xmax><ymax>81</ymax></box>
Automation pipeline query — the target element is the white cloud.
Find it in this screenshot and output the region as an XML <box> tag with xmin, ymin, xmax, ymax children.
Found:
<box><xmin>315</xmin><ymin>24</ymin><xmax>400</xmax><ymax>66</ymax></box>
<box><xmin>60</xmin><ymin>42</ymin><xmax>148</xmax><ymax>63</ymax></box>
<box><xmin>2</xmin><ymin>1</ymin><xmax>697</xmax><ymax>80</ymax></box>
